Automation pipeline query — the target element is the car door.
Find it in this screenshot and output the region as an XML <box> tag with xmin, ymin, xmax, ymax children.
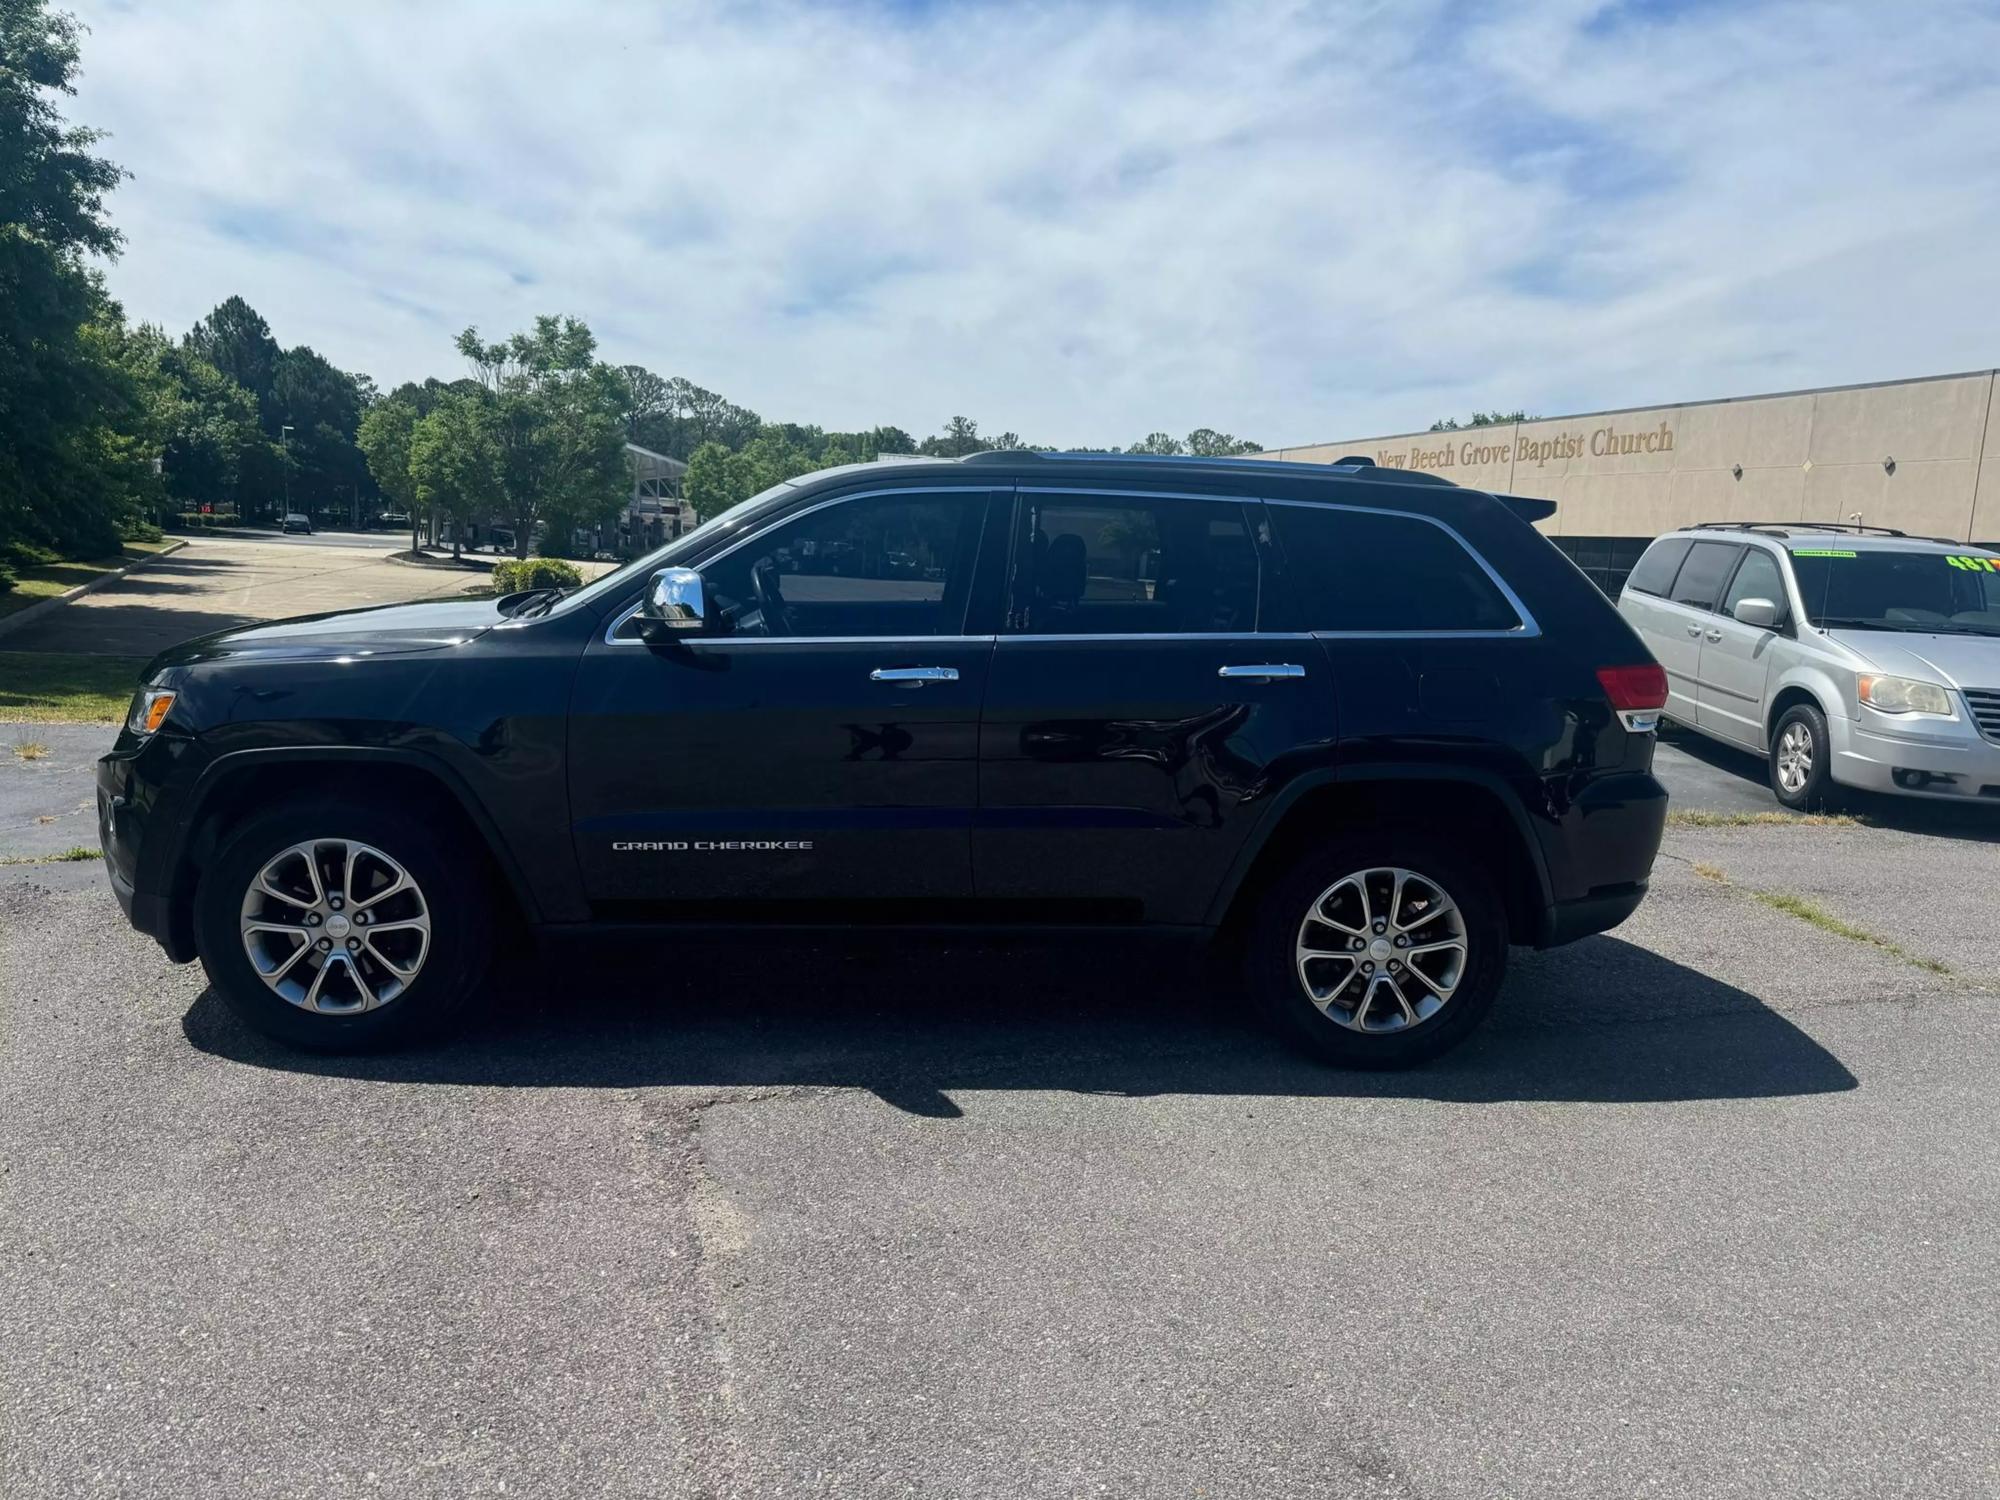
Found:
<box><xmin>567</xmin><ymin>486</ymin><xmax>999</xmax><ymax>908</ymax></box>
<box><xmin>974</xmin><ymin>487</ymin><xmax>1335</xmax><ymax>925</ymax></box>
<box><xmin>1649</xmin><ymin>540</ymin><xmax>1742</xmax><ymax>724</ymax></box>
<box><xmin>1697</xmin><ymin>545</ymin><xmax>1788</xmax><ymax>748</ymax></box>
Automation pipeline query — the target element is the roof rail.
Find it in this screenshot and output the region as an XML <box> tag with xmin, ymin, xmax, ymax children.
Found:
<box><xmin>1689</xmin><ymin>520</ymin><xmax>1909</xmax><ymax>538</ymax></box>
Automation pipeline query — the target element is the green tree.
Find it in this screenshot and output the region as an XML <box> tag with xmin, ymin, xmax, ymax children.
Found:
<box><xmin>1429</xmin><ymin>410</ymin><xmax>1532</xmax><ymax>432</ymax></box>
<box><xmin>1127</xmin><ymin>431</ymin><xmax>1185</xmax><ymax>455</ymax></box>
<box><xmin>918</xmin><ymin>415</ymin><xmax>984</xmax><ymax>458</ymax></box>
<box><xmin>0</xmin><ymin>0</ymin><xmax>137</xmax><ymax>565</ymax></box>
<box><xmin>358</xmin><ymin>397</ymin><xmax>421</xmax><ymax>552</ymax></box>
<box><xmin>681</xmin><ymin>440</ymin><xmax>743</xmax><ymax>522</ymax></box>
<box><xmin>183</xmin><ymin>295</ymin><xmax>280</xmax><ymax>421</ymax></box>
<box><xmin>408</xmin><ymin>391</ymin><xmax>501</xmax><ymax>560</ymax></box>
<box><xmin>1184</xmin><ymin>427</ymin><xmax>1261</xmax><ymax>456</ymax></box>
<box><xmin>455</xmin><ymin>316</ymin><xmax>630</xmax><ymax>557</ymax></box>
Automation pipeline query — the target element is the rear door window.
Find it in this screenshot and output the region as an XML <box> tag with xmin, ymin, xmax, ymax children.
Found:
<box><xmin>1625</xmin><ymin>537</ymin><xmax>1693</xmax><ymax>597</ymax></box>
<box><xmin>1670</xmin><ymin>542</ymin><xmax>1741</xmax><ymax>612</ymax></box>
<box><xmin>1008</xmin><ymin>494</ymin><xmax>1260</xmax><ymax>635</ymax></box>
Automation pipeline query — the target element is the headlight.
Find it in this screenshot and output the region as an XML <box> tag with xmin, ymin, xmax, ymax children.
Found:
<box><xmin>1857</xmin><ymin>674</ymin><xmax>1953</xmax><ymax>716</ymax></box>
<box><xmin>127</xmin><ymin>687</ymin><xmax>177</xmax><ymax>736</ymax></box>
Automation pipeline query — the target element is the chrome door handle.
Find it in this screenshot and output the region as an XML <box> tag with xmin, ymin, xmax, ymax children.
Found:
<box><xmin>1218</xmin><ymin>663</ymin><xmax>1306</xmax><ymax>682</ymax></box>
<box><xmin>1705</xmin><ymin>629</ymin><xmax>1723</xmax><ymax>641</ymax></box>
<box><xmin>1685</xmin><ymin>623</ymin><xmax>1702</xmax><ymax>637</ymax></box>
<box><xmin>869</xmin><ymin>666</ymin><xmax>959</xmax><ymax>684</ymax></box>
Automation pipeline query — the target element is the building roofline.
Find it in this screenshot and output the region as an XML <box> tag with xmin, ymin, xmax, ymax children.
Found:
<box><xmin>1267</xmin><ymin>368</ymin><xmax>2000</xmax><ymax>457</ymax></box>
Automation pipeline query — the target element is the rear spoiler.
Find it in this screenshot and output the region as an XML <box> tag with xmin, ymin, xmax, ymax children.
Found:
<box><xmin>1493</xmin><ymin>493</ymin><xmax>1557</xmax><ymax>524</ymax></box>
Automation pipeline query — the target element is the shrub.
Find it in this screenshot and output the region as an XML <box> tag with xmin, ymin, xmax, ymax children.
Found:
<box><xmin>491</xmin><ymin>557</ymin><xmax>583</xmax><ymax>593</ymax></box>
<box><xmin>0</xmin><ymin>562</ymin><xmax>15</xmax><ymax>596</ymax></box>
<box><xmin>121</xmin><ymin>520</ymin><xmax>164</xmax><ymax>544</ymax></box>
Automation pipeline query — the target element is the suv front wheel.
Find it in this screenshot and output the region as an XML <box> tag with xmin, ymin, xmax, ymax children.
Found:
<box><xmin>1248</xmin><ymin>836</ymin><xmax>1507</xmax><ymax>1068</ymax></box>
<box><xmin>195</xmin><ymin>798</ymin><xmax>492</xmax><ymax>1050</ymax></box>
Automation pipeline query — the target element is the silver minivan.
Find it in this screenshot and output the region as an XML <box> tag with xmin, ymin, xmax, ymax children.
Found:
<box><xmin>1616</xmin><ymin>523</ymin><xmax>2000</xmax><ymax>808</ymax></box>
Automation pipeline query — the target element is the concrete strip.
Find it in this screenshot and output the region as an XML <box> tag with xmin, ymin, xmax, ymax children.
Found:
<box><xmin>0</xmin><ymin>541</ymin><xmax>188</xmax><ymax>643</ymax></box>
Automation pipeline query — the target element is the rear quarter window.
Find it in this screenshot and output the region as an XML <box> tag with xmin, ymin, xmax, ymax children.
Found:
<box><xmin>1625</xmin><ymin>537</ymin><xmax>1693</xmax><ymax>597</ymax></box>
<box><xmin>1269</xmin><ymin>504</ymin><xmax>1521</xmax><ymax>632</ymax></box>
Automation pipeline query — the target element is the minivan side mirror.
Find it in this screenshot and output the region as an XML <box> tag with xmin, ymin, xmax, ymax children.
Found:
<box><xmin>1732</xmin><ymin>597</ymin><xmax>1780</xmax><ymax>630</ymax></box>
<box><xmin>637</xmin><ymin>566</ymin><xmax>711</xmax><ymax>641</ymax></box>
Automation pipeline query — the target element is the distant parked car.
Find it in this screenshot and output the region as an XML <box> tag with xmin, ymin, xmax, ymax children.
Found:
<box><xmin>380</xmin><ymin>512</ymin><xmax>411</xmax><ymax>529</ymax></box>
<box><xmin>280</xmin><ymin>513</ymin><xmax>313</xmax><ymax>535</ymax></box>
<box><xmin>1617</xmin><ymin>522</ymin><xmax>2000</xmax><ymax>808</ymax></box>
<box><xmin>488</xmin><ymin>529</ymin><xmax>516</xmax><ymax>554</ymax></box>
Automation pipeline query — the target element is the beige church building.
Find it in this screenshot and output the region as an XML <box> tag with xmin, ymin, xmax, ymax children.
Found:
<box><xmin>1255</xmin><ymin>369</ymin><xmax>2000</xmax><ymax>594</ymax></box>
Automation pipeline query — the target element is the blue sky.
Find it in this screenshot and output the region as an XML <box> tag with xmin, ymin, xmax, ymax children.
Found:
<box><xmin>69</xmin><ymin>0</ymin><xmax>2000</xmax><ymax>446</ymax></box>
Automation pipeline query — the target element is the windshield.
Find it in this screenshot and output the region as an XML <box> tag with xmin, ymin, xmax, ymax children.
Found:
<box><xmin>546</xmin><ymin>480</ymin><xmax>803</xmax><ymax>617</ymax></box>
<box><xmin>1791</xmin><ymin>549</ymin><xmax>2000</xmax><ymax>636</ymax></box>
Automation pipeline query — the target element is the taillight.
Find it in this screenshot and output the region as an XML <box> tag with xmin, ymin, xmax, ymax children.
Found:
<box><xmin>1597</xmin><ymin>663</ymin><xmax>1667</xmax><ymax>732</ymax></box>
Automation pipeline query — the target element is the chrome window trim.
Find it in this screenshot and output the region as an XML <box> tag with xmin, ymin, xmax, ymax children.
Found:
<box><xmin>603</xmin><ymin>483</ymin><xmax>1000</xmax><ymax>646</ymax></box>
<box><xmin>998</xmin><ymin>632</ymin><xmax>1314</xmax><ymax>643</ymax></box>
<box><xmin>1262</xmin><ymin>497</ymin><xmax>1541</xmax><ymax>639</ymax></box>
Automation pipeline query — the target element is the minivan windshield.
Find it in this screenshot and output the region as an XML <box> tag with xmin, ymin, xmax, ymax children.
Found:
<box><xmin>546</xmin><ymin>480</ymin><xmax>802</xmax><ymax>617</ymax></box>
<box><xmin>1791</xmin><ymin>549</ymin><xmax>2000</xmax><ymax>636</ymax></box>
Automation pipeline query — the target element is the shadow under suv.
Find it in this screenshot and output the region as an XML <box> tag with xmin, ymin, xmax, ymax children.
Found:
<box><xmin>98</xmin><ymin>452</ymin><xmax>1670</xmax><ymax>1066</ymax></box>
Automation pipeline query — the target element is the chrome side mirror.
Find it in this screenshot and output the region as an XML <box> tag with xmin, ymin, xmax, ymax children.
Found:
<box><xmin>1732</xmin><ymin>597</ymin><xmax>1779</xmax><ymax>629</ymax></box>
<box><xmin>638</xmin><ymin>566</ymin><xmax>709</xmax><ymax>640</ymax></box>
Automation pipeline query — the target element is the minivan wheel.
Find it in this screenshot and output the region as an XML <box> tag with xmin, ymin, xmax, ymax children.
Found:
<box><xmin>1248</xmin><ymin>836</ymin><xmax>1507</xmax><ymax>1068</ymax></box>
<box><xmin>1770</xmin><ymin>702</ymin><xmax>1838</xmax><ymax>812</ymax></box>
<box><xmin>195</xmin><ymin>798</ymin><xmax>492</xmax><ymax>1051</ymax></box>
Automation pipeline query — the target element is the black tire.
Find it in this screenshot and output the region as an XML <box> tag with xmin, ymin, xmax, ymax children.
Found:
<box><xmin>195</xmin><ymin>797</ymin><xmax>492</xmax><ymax>1051</ymax></box>
<box><xmin>1246</xmin><ymin>834</ymin><xmax>1507</xmax><ymax>1069</ymax></box>
<box><xmin>1769</xmin><ymin>701</ymin><xmax>1839</xmax><ymax>812</ymax></box>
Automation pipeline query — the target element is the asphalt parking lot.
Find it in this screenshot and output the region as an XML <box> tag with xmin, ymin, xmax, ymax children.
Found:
<box><xmin>5</xmin><ymin>539</ymin><xmax>1999</xmax><ymax>1495</ymax></box>
<box><xmin>0</xmin><ymin>532</ymin><xmax>483</xmax><ymax>659</ymax></box>
<box><xmin>4</xmin><ymin>739</ymin><xmax>1999</xmax><ymax>1496</ymax></box>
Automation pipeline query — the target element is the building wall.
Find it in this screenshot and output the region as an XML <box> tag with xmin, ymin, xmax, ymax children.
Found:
<box><xmin>1258</xmin><ymin>371</ymin><xmax>2000</xmax><ymax>589</ymax></box>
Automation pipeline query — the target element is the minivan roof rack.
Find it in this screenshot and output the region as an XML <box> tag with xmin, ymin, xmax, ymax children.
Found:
<box><xmin>1689</xmin><ymin>520</ymin><xmax>1909</xmax><ymax>538</ymax></box>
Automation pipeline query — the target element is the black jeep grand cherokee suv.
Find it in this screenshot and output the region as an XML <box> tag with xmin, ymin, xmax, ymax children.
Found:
<box><xmin>98</xmin><ymin>452</ymin><xmax>1669</xmax><ymax>1065</ymax></box>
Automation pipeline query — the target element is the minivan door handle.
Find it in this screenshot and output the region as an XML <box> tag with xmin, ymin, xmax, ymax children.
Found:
<box><xmin>1685</xmin><ymin>623</ymin><xmax>1703</xmax><ymax>637</ymax></box>
<box><xmin>1218</xmin><ymin>663</ymin><xmax>1306</xmax><ymax>682</ymax></box>
<box><xmin>1704</xmin><ymin>628</ymin><xmax>1724</xmax><ymax>642</ymax></box>
<box><xmin>869</xmin><ymin>666</ymin><xmax>959</xmax><ymax>685</ymax></box>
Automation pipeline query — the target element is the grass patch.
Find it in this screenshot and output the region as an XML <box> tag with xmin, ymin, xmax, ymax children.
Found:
<box><xmin>12</xmin><ymin>738</ymin><xmax>50</xmax><ymax>761</ymax></box>
<box><xmin>1666</xmin><ymin>809</ymin><xmax>1858</xmax><ymax>828</ymax></box>
<box><xmin>0</xmin><ymin>542</ymin><xmax>176</xmax><ymax>621</ymax></box>
<box><xmin>1750</xmin><ymin>889</ymin><xmax>1951</xmax><ymax>975</ymax></box>
<box><xmin>1691</xmin><ymin>861</ymin><xmax>1729</xmax><ymax>883</ymax></box>
<box><xmin>0</xmin><ymin>846</ymin><xmax>102</xmax><ymax>867</ymax></box>
<box><xmin>0</xmin><ymin>652</ymin><xmax>147</xmax><ymax>724</ymax></box>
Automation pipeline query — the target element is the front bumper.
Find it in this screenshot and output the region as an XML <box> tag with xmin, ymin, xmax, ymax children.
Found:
<box><xmin>1828</xmin><ymin>713</ymin><xmax>2000</xmax><ymax>801</ymax></box>
<box><xmin>97</xmin><ymin>733</ymin><xmax>201</xmax><ymax>961</ymax></box>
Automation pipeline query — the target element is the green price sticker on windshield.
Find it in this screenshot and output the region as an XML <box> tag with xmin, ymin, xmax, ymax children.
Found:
<box><xmin>1793</xmin><ymin>548</ymin><xmax>1857</xmax><ymax>558</ymax></box>
<box><xmin>1946</xmin><ymin>555</ymin><xmax>2000</xmax><ymax>571</ymax></box>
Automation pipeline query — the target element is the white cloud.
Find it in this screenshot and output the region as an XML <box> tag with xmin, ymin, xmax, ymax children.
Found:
<box><xmin>67</xmin><ymin>0</ymin><xmax>2000</xmax><ymax>446</ymax></box>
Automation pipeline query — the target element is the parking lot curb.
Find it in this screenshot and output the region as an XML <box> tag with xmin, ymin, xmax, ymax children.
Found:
<box><xmin>0</xmin><ymin>541</ymin><xmax>188</xmax><ymax>644</ymax></box>
<box><xmin>385</xmin><ymin>550</ymin><xmax>495</xmax><ymax>574</ymax></box>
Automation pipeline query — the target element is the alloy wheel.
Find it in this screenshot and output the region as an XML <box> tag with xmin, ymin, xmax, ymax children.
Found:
<box><xmin>238</xmin><ymin>838</ymin><xmax>431</xmax><ymax>1014</ymax></box>
<box><xmin>1293</xmin><ymin>866</ymin><xmax>1469</xmax><ymax>1032</ymax></box>
<box><xmin>1776</xmin><ymin>721</ymin><xmax>1813</xmax><ymax>795</ymax></box>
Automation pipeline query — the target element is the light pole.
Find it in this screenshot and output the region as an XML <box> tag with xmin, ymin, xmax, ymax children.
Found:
<box><xmin>281</xmin><ymin>425</ymin><xmax>294</xmax><ymax>522</ymax></box>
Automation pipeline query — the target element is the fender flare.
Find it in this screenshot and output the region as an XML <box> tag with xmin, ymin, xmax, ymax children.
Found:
<box><xmin>166</xmin><ymin>744</ymin><xmax>543</xmax><ymax>925</ymax></box>
<box><xmin>1202</xmin><ymin>762</ymin><xmax>1556</xmax><ymax>933</ymax></box>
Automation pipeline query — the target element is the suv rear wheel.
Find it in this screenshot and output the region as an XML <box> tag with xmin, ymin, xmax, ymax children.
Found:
<box><xmin>1248</xmin><ymin>835</ymin><xmax>1507</xmax><ymax>1068</ymax></box>
<box><xmin>195</xmin><ymin>798</ymin><xmax>492</xmax><ymax>1050</ymax></box>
